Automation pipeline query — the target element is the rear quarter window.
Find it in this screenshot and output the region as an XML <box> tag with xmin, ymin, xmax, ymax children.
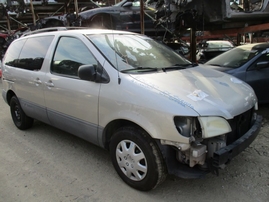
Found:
<box><xmin>4</xmin><ymin>39</ymin><xmax>26</xmax><ymax>67</ymax></box>
<box><xmin>4</xmin><ymin>35</ymin><xmax>54</xmax><ymax>71</ymax></box>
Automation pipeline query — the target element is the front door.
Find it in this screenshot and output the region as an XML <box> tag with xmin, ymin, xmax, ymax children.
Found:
<box><xmin>43</xmin><ymin>36</ymin><xmax>101</xmax><ymax>145</ymax></box>
<box><xmin>246</xmin><ymin>52</ymin><xmax>269</xmax><ymax>103</ymax></box>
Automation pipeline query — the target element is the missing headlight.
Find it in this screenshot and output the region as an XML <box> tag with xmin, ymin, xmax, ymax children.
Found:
<box><xmin>174</xmin><ymin>117</ymin><xmax>201</xmax><ymax>138</ymax></box>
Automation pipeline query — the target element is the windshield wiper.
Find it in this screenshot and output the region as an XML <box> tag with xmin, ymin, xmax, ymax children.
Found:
<box><xmin>121</xmin><ymin>63</ymin><xmax>196</xmax><ymax>73</ymax></box>
<box><xmin>121</xmin><ymin>67</ymin><xmax>159</xmax><ymax>73</ymax></box>
<box><xmin>162</xmin><ymin>63</ymin><xmax>195</xmax><ymax>71</ymax></box>
<box><xmin>206</xmin><ymin>63</ymin><xmax>222</xmax><ymax>67</ymax></box>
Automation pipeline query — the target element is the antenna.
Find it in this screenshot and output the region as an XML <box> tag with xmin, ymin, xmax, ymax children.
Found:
<box><xmin>110</xmin><ymin>15</ymin><xmax>121</xmax><ymax>85</ymax></box>
<box><xmin>112</xmin><ymin>32</ymin><xmax>121</xmax><ymax>85</ymax></box>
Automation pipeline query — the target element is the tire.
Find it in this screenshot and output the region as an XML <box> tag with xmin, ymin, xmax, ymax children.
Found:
<box><xmin>10</xmin><ymin>96</ymin><xmax>34</xmax><ymax>130</ymax></box>
<box><xmin>109</xmin><ymin>126</ymin><xmax>167</xmax><ymax>191</ymax></box>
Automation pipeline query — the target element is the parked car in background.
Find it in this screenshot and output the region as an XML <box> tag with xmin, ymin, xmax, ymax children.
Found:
<box><xmin>165</xmin><ymin>41</ymin><xmax>191</xmax><ymax>59</ymax></box>
<box><xmin>74</xmin><ymin>0</ymin><xmax>164</xmax><ymax>36</ymax></box>
<box><xmin>0</xmin><ymin>32</ymin><xmax>8</xmax><ymax>60</ymax></box>
<box><xmin>202</xmin><ymin>42</ymin><xmax>269</xmax><ymax>103</ymax></box>
<box><xmin>0</xmin><ymin>27</ymin><xmax>30</xmax><ymax>60</ymax></box>
<box><xmin>1</xmin><ymin>28</ymin><xmax>262</xmax><ymax>191</ymax></box>
<box><xmin>197</xmin><ymin>40</ymin><xmax>235</xmax><ymax>63</ymax></box>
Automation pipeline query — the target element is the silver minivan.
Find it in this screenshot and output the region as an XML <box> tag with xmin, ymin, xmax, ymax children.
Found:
<box><xmin>1</xmin><ymin>28</ymin><xmax>262</xmax><ymax>191</ymax></box>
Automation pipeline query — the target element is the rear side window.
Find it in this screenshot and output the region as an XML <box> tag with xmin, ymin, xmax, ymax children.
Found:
<box><xmin>4</xmin><ymin>36</ymin><xmax>54</xmax><ymax>70</ymax></box>
<box><xmin>17</xmin><ymin>36</ymin><xmax>54</xmax><ymax>71</ymax></box>
<box><xmin>4</xmin><ymin>39</ymin><xmax>26</xmax><ymax>67</ymax></box>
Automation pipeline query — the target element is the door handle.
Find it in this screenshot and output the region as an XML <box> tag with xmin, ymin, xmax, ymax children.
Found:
<box><xmin>45</xmin><ymin>81</ymin><xmax>55</xmax><ymax>88</ymax></box>
<box><xmin>34</xmin><ymin>78</ymin><xmax>42</xmax><ymax>85</ymax></box>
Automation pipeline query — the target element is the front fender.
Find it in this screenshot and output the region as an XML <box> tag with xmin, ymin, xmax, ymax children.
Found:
<box><xmin>99</xmin><ymin>107</ymin><xmax>190</xmax><ymax>144</ymax></box>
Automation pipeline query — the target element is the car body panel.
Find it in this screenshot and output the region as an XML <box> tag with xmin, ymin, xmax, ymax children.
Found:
<box><xmin>2</xmin><ymin>61</ymin><xmax>49</xmax><ymax>123</ymax></box>
<box><xmin>245</xmin><ymin>66</ymin><xmax>269</xmax><ymax>102</ymax></box>
<box><xmin>44</xmin><ymin>77</ymin><xmax>101</xmax><ymax>145</ymax></box>
<box><xmin>97</xmin><ymin>65</ymin><xmax>256</xmax><ymax>143</ymax></box>
<box><xmin>130</xmin><ymin>66</ymin><xmax>256</xmax><ymax>119</ymax></box>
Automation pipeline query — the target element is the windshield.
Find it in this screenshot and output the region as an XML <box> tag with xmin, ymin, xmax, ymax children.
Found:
<box><xmin>88</xmin><ymin>34</ymin><xmax>191</xmax><ymax>72</ymax></box>
<box><xmin>205</xmin><ymin>45</ymin><xmax>261</xmax><ymax>68</ymax></box>
<box><xmin>206</xmin><ymin>41</ymin><xmax>233</xmax><ymax>49</ymax></box>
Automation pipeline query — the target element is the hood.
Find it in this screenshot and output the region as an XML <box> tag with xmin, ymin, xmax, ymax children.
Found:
<box><xmin>130</xmin><ymin>66</ymin><xmax>257</xmax><ymax>119</ymax></box>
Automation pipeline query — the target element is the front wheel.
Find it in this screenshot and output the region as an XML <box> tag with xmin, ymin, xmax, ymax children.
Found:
<box><xmin>10</xmin><ymin>96</ymin><xmax>34</xmax><ymax>130</ymax></box>
<box><xmin>109</xmin><ymin>126</ymin><xmax>167</xmax><ymax>191</ymax></box>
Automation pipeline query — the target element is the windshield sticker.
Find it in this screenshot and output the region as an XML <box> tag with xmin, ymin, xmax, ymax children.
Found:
<box><xmin>230</xmin><ymin>77</ymin><xmax>242</xmax><ymax>84</ymax></box>
<box><xmin>187</xmin><ymin>90</ymin><xmax>208</xmax><ymax>101</ymax></box>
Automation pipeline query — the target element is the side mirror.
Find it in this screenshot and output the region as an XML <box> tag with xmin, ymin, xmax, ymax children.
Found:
<box><xmin>256</xmin><ymin>61</ymin><xmax>269</xmax><ymax>70</ymax></box>
<box><xmin>78</xmin><ymin>64</ymin><xmax>110</xmax><ymax>83</ymax></box>
<box><xmin>78</xmin><ymin>64</ymin><xmax>97</xmax><ymax>81</ymax></box>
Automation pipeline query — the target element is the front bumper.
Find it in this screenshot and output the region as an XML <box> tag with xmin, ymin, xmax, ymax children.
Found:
<box><xmin>211</xmin><ymin>114</ymin><xmax>262</xmax><ymax>173</ymax></box>
<box><xmin>158</xmin><ymin>114</ymin><xmax>262</xmax><ymax>179</ymax></box>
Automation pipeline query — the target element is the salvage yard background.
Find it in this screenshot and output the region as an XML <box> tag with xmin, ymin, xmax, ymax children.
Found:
<box><xmin>0</xmin><ymin>80</ymin><xmax>268</xmax><ymax>202</ymax></box>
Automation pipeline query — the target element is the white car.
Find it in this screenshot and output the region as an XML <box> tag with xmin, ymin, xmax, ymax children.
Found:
<box><xmin>1</xmin><ymin>28</ymin><xmax>262</xmax><ymax>191</ymax></box>
<box><xmin>197</xmin><ymin>40</ymin><xmax>235</xmax><ymax>63</ymax></box>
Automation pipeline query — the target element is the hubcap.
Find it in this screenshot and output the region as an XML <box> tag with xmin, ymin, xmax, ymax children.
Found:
<box><xmin>14</xmin><ymin>105</ymin><xmax>21</xmax><ymax>121</ymax></box>
<box><xmin>116</xmin><ymin>140</ymin><xmax>147</xmax><ymax>181</ymax></box>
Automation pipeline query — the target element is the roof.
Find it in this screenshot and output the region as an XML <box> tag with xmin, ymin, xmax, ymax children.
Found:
<box><xmin>237</xmin><ymin>42</ymin><xmax>269</xmax><ymax>50</ymax></box>
<box><xmin>20</xmin><ymin>27</ymin><xmax>137</xmax><ymax>37</ymax></box>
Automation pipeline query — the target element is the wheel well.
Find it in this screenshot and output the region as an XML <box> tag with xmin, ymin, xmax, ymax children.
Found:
<box><xmin>103</xmin><ymin>119</ymin><xmax>151</xmax><ymax>150</ymax></box>
<box><xmin>6</xmin><ymin>90</ymin><xmax>16</xmax><ymax>105</ymax></box>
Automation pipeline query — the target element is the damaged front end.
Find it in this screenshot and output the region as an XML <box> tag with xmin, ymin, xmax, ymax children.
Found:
<box><xmin>159</xmin><ymin>107</ymin><xmax>262</xmax><ymax>178</ymax></box>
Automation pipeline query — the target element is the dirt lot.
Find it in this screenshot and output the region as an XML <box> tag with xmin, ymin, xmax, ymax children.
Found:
<box><xmin>0</xmin><ymin>80</ymin><xmax>268</xmax><ymax>202</ymax></box>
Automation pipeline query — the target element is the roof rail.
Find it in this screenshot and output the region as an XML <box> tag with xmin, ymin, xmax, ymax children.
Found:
<box><xmin>21</xmin><ymin>27</ymin><xmax>89</xmax><ymax>37</ymax></box>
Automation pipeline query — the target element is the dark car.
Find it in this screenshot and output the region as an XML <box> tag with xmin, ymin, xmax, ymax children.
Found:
<box><xmin>75</xmin><ymin>0</ymin><xmax>163</xmax><ymax>35</ymax></box>
<box><xmin>202</xmin><ymin>43</ymin><xmax>269</xmax><ymax>103</ymax></box>
<box><xmin>0</xmin><ymin>32</ymin><xmax>8</xmax><ymax>59</ymax></box>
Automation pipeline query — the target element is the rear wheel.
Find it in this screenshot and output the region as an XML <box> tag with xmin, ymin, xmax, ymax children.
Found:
<box><xmin>10</xmin><ymin>96</ymin><xmax>34</xmax><ymax>130</ymax></box>
<box><xmin>109</xmin><ymin>126</ymin><xmax>167</xmax><ymax>191</ymax></box>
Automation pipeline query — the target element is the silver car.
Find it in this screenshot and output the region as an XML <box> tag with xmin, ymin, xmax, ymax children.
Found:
<box><xmin>1</xmin><ymin>28</ymin><xmax>262</xmax><ymax>191</ymax></box>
